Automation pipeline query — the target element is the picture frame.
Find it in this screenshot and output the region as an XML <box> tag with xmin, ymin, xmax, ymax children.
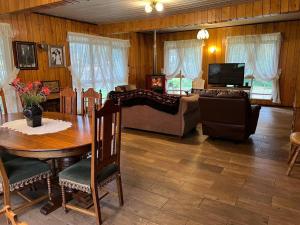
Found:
<box><xmin>48</xmin><ymin>45</ymin><xmax>66</xmax><ymax>68</ymax></box>
<box><xmin>41</xmin><ymin>80</ymin><xmax>60</xmax><ymax>93</ymax></box>
<box><xmin>13</xmin><ymin>41</ymin><xmax>38</xmax><ymax>70</ymax></box>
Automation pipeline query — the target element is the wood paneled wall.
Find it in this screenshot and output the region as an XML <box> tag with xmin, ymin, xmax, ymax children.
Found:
<box><xmin>157</xmin><ymin>20</ymin><xmax>300</xmax><ymax>107</ymax></box>
<box><xmin>99</xmin><ymin>0</ymin><xmax>300</xmax><ymax>35</ymax></box>
<box><xmin>0</xmin><ymin>12</ymin><xmax>100</xmax><ymax>88</ymax></box>
<box><xmin>109</xmin><ymin>32</ymin><xmax>153</xmax><ymax>88</ymax></box>
<box><xmin>0</xmin><ymin>0</ymin><xmax>68</xmax><ymax>14</ymax></box>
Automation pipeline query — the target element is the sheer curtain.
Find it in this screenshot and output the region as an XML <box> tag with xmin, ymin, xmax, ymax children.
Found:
<box><xmin>226</xmin><ymin>33</ymin><xmax>282</xmax><ymax>103</ymax></box>
<box><xmin>0</xmin><ymin>23</ymin><xmax>20</xmax><ymax>113</ymax></box>
<box><xmin>68</xmin><ymin>32</ymin><xmax>130</xmax><ymax>112</ymax></box>
<box><xmin>164</xmin><ymin>39</ymin><xmax>204</xmax><ymax>80</ymax></box>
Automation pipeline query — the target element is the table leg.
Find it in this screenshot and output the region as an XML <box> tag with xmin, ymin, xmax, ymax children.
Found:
<box><xmin>40</xmin><ymin>157</ymin><xmax>80</xmax><ymax>215</ymax></box>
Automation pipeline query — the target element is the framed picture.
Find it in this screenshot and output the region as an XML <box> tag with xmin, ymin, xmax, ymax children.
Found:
<box><xmin>41</xmin><ymin>80</ymin><xmax>60</xmax><ymax>93</ymax></box>
<box><xmin>48</xmin><ymin>45</ymin><xmax>66</xmax><ymax>68</ymax></box>
<box><xmin>13</xmin><ymin>41</ymin><xmax>38</xmax><ymax>70</ymax></box>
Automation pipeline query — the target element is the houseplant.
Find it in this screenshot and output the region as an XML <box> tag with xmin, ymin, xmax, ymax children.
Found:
<box><xmin>10</xmin><ymin>78</ymin><xmax>50</xmax><ymax>127</ymax></box>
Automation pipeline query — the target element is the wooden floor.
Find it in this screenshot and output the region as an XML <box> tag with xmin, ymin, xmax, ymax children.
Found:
<box><xmin>1</xmin><ymin>106</ymin><xmax>300</xmax><ymax>225</ymax></box>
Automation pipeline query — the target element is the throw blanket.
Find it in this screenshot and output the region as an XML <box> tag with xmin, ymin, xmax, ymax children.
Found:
<box><xmin>108</xmin><ymin>89</ymin><xmax>181</xmax><ymax>115</ymax></box>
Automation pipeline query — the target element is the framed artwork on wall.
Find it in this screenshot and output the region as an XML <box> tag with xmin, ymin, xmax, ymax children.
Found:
<box><xmin>13</xmin><ymin>41</ymin><xmax>38</xmax><ymax>70</ymax></box>
<box><xmin>48</xmin><ymin>45</ymin><xmax>66</xmax><ymax>68</ymax></box>
<box><xmin>41</xmin><ymin>80</ymin><xmax>60</xmax><ymax>93</ymax></box>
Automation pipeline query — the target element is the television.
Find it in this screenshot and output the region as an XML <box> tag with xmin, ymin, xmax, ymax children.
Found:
<box><xmin>208</xmin><ymin>63</ymin><xmax>245</xmax><ymax>86</ymax></box>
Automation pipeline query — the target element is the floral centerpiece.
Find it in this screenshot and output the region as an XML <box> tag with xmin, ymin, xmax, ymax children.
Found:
<box><xmin>10</xmin><ymin>78</ymin><xmax>50</xmax><ymax>127</ymax></box>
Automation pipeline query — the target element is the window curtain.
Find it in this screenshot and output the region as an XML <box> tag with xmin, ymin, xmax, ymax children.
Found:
<box><xmin>164</xmin><ymin>39</ymin><xmax>204</xmax><ymax>80</ymax></box>
<box><xmin>225</xmin><ymin>33</ymin><xmax>282</xmax><ymax>103</ymax></box>
<box><xmin>0</xmin><ymin>23</ymin><xmax>20</xmax><ymax>113</ymax></box>
<box><xmin>68</xmin><ymin>32</ymin><xmax>130</xmax><ymax>112</ymax></box>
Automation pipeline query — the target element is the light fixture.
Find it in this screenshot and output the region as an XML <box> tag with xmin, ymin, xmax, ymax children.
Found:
<box><xmin>209</xmin><ymin>46</ymin><xmax>217</xmax><ymax>54</ymax></box>
<box><xmin>145</xmin><ymin>1</ymin><xmax>164</xmax><ymax>13</ymax></box>
<box><xmin>145</xmin><ymin>3</ymin><xmax>153</xmax><ymax>13</ymax></box>
<box><xmin>155</xmin><ymin>2</ymin><xmax>164</xmax><ymax>12</ymax></box>
<box><xmin>197</xmin><ymin>28</ymin><xmax>209</xmax><ymax>40</ymax></box>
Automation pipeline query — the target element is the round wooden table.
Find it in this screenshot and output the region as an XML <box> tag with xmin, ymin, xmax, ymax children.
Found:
<box><xmin>0</xmin><ymin>112</ymin><xmax>93</xmax><ymax>215</ymax></box>
<box><xmin>0</xmin><ymin>112</ymin><xmax>92</xmax><ymax>159</ymax></box>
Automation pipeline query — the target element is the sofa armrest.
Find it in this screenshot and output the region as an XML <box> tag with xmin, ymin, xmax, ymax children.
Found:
<box><xmin>249</xmin><ymin>105</ymin><xmax>261</xmax><ymax>134</ymax></box>
<box><xmin>180</xmin><ymin>95</ymin><xmax>200</xmax><ymax>115</ymax></box>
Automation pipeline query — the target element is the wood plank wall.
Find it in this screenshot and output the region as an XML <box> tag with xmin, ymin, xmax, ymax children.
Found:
<box><xmin>157</xmin><ymin>20</ymin><xmax>300</xmax><ymax>107</ymax></box>
<box><xmin>0</xmin><ymin>12</ymin><xmax>99</xmax><ymax>88</ymax></box>
<box><xmin>0</xmin><ymin>0</ymin><xmax>67</xmax><ymax>14</ymax></box>
<box><xmin>99</xmin><ymin>0</ymin><xmax>300</xmax><ymax>35</ymax></box>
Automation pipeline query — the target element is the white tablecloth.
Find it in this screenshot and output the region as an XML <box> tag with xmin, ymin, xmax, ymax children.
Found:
<box><xmin>1</xmin><ymin>118</ymin><xmax>72</xmax><ymax>135</ymax></box>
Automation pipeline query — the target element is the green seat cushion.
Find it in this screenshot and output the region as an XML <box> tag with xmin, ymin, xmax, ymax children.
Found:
<box><xmin>4</xmin><ymin>158</ymin><xmax>51</xmax><ymax>186</ymax></box>
<box><xmin>0</xmin><ymin>151</ymin><xmax>19</xmax><ymax>163</ymax></box>
<box><xmin>59</xmin><ymin>159</ymin><xmax>119</xmax><ymax>188</ymax></box>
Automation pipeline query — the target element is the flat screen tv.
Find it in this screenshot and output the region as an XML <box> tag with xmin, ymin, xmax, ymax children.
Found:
<box><xmin>208</xmin><ymin>63</ymin><xmax>245</xmax><ymax>86</ymax></box>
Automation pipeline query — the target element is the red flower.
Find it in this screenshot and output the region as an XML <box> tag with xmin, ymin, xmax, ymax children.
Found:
<box><xmin>41</xmin><ymin>86</ymin><xmax>50</xmax><ymax>96</ymax></box>
<box><xmin>27</xmin><ymin>82</ymin><xmax>33</xmax><ymax>90</ymax></box>
<box><xmin>11</xmin><ymin>78</ymin><xmax>21</xmax><ymax>86</ymax></box>
<box><xmin>23</xmin><ymin>87</ymin><xmax>29</xmax><ymax>93</ymax></box>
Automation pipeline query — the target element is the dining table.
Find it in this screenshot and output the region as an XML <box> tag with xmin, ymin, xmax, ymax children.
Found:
<box><xmin>0</xmin><ymin>112</ymin><xmax>93</xmax><ymax>215</ymax></box>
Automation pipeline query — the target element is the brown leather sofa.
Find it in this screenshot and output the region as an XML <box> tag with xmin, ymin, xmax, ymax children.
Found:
<box><xmin>192</xmin><ymin>89</ymin><xmax>261</xmax><ymax>141</ymax></box>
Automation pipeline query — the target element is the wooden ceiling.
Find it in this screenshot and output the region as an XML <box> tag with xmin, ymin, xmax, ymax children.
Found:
<box><xmin>36</xmin><ymin>0</ymin><xmax>250</xmax><ymax>24</ymax></box>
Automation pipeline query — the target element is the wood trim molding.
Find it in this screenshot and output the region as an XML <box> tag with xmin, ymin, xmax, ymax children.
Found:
<box><xmin>98</xmin><ymin>0</ymin><xmax>300</xmax><ymax>34</ymax></box>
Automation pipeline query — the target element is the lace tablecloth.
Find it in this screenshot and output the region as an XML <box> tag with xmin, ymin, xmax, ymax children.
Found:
<box><xmin>1</xmin><ymin>118</ymin><xmax>72</xmax><ymax>135</ymax></box>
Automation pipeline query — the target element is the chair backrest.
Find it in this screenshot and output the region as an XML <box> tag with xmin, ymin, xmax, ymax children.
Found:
<box><xmin>91</xmin><ymin>100</ymin><xmax>121</xmax><ymax>189</ymax></box>
<box><xmin>81</xmin><ymin>88</ymin><xmax>102</xmax><ymax>116</ymax></box>
<box><xmin>60</xmin><ymin>88</ymin><xmax>77</xmax><ymax>115</ymax></box>
<box><xmin>0</xmin><ymin>88</ymin><xmax>8</xmax><ymax>115</ymax></box>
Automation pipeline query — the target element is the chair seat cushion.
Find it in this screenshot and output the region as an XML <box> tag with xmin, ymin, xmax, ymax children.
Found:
<box><xmin>4</xmin><ymin>158</ymin><xmax>51</xmax><ymax>191</ymax></box>
<box><xmin>0</xmin><ymin>151</ymin><xmax>19</xmax><ymax>163</ymax></box>
<box><xmin>59</xmin><ymin>159</ymin><xmax>119</xmax><ymax>193</ymax></box>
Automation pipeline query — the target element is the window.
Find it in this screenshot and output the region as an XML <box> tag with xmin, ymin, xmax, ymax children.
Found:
<box><xmin>167</xmin><ymin>77</ymin><xmax>193</xmax><ymax>95</ymax></box>
<box><xmin>226</xmin><ymin>33</ymin><xmax>281</xmax><ymax>103</ymax></box>
<box><xmin>68</xmin><ymin>32</ymin><xmax>130</xmax><ymax>100</ymax></box>
<box><xmin>164</xmin><ymin>39</ymin><xmax>203</xmax><ymax>94</ymax></box>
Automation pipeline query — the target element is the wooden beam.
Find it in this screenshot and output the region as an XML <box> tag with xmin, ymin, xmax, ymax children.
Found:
<box><xmin>0</xmin><ymin>0</ymin><xmax>69</xmax><ymax>15</ymax></box>
<box><xmin>98</xmin><ymin>0</ymin><xmax>300</xmax><ymax>34</ymax></box>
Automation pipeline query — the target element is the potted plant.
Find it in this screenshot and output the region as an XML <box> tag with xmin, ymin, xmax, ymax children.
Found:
<box><xmin>10</xmin><ymin>78</ymin><xmax>50</xmax><ymax>127</ymax></box>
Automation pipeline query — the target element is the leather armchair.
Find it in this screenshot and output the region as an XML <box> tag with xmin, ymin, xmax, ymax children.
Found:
<box><xmin>192</xmin><ymin>89</ymin><xmax>261</xmax><ymax>141</ymax></box>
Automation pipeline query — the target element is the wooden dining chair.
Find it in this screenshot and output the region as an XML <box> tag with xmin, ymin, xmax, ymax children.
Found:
<box><xmin>0</xmin><ymin>88</ymin><xmax>8</xmax><ymax>115</ymax></box>
<box><xmin>81</xmin><ymin>88</ymin><xmax>102</xmax><ymax>116</ymax></box>
<box><xmin>59</xmin><ymin>100</ymin><xmax>123</xmax><ymax>225</ymax></box>
<box><xmin>60</xmin><ymin>87</ymin><xmax>77</xmax><ymax>115</ymax></box>
<box><xmin>0</xmin><ymin>206</ymin><xmax>28</xmax><ymax>225</ymax></box>
<box><xmin>0</xmin><ymin>157</ymin><xmax>52</xmax><ymax>215</ymax></box>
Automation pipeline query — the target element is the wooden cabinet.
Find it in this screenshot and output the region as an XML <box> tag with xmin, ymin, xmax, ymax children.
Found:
<box><xmin>146</xmin><ymin>75</ymin><xmax>166</xmax><ymax>94</ymax></box>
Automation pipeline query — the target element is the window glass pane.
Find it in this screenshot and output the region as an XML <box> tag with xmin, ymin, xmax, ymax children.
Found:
<box><xmin>167</xmin><ymin>78</ymin><xmax>192</xmax><ymax>95</ymax></box>
<box><xmin>251</xmin><ymin>79</ymin><xmax>272</xmax><ymax>100</ymax></box>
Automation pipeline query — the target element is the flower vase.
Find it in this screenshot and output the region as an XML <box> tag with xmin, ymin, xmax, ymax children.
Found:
<box><xmin>23</xmin><ymin>104</ymin><xmax>43</xmax><ymax>127</ymax></box>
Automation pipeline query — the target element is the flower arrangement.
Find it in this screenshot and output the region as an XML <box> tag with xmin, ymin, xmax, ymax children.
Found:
<box><xmin>10</xmin><ymin>78</ymin><xmax>51</xmax><ymax>107</ymax></box>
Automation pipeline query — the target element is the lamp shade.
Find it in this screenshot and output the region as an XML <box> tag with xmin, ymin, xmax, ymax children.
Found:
<box><xmin>145</xmin><ymin>3</ymin><xmax>153</xmax><ymax>13</ymax></box>
<box><xmin>197</xmin><ymin>29</ymin><xmax>209</xmax><ymax>40</ymax></box>
<box><xmin>155</xmin><ymin>2</ymin><xmax>164</xmax><ymax>12</ymax></box>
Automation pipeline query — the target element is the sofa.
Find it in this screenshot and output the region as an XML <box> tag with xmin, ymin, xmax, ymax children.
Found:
<box><xmin>192</xmin><ymin>89</ymin><xmax>261</xmax><ymax>141</ymax></box>
<box><xmin>108</xmin><ymin>89</ymin><xmax>200</xmax><ymax>137</ymax></box>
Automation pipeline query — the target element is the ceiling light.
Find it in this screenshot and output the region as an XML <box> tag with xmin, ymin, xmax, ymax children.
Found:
<box><xmin>145</xmin><ymin>3</ymin><xmax>153</xmax><ymax>13</ymax></box>
<box><xmin>197</xmin><ymin>28</ymin><xmax>209</xmax><ymax>40</ymax></box>
<box><xmin>144</xmin><ymin>1</ymin><xmax>164</xmax><ymax>13</ymax></box>
<box><xmin>155</xmin><ymin>2</ymin><xmax>164</xmax><ymax>12</ymax></box>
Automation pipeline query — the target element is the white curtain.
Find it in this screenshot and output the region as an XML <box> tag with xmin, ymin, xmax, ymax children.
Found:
<box><xmin>68</xmin><ymin>32</ymin><xmax>130</xmax><ymax>112</ymax></box>
<box><xmin>226</xmin><ymin>33</ymin><xmax>282</xmax><ymax>103</ymax></box>
<box><xmin>164</xmin><ymin>39</ymin><xmax>203</xmax><ymax>80</ymax></box>
<box><xmin>0</xmin><ymin>23</ymin><xmax>20</xmax><ymax>113</ymax></box>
